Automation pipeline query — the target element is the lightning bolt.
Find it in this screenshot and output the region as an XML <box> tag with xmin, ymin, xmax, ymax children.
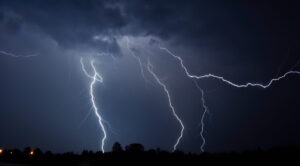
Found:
<box><xmin>126</xmin><ymin>37</ymin><xmax>152</xmax><ymax>85</ymax></box>
<box><xmin>194</xmin><ymin>81</ymin><xmax>209</xmax><ymax>152</ymax></box>
<box><xmin>159</xmin><ymin>46</ymin><xmax>300</xmax><ymax>88</ymax></box>
<box><xmin>146</xmin><ymin>60</ymin><xmax>184</xmax><ymax>151</ymax></box>
<box><xmin>0</xmin><ymin>50</ymin><xmax>39</xmax><ymax>58</ymax></box>
<box><xmin>80</xmin><ymin>58</ymin><xmax>103</xmax><ymax>82</ymax></box>
<box><xmin>159</xmin><ymin>46</ymin><xmax>300</xmax><ymax>152</ymax></box>
<box><xmin>80</xmin><ymin>57</ymin><xmax>107</xmax><ymax>153</ymax></box>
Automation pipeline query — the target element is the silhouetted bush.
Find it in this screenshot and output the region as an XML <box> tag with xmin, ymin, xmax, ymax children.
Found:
<box><xmin>112</xmin><ymin>142</ymin><xmax>123</xmax><ymax>153</ymax></box>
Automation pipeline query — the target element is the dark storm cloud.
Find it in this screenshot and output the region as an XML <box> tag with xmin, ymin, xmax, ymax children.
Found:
<box><xmin>119</xmin><ymin>0</ymin><xmax>212</xmax><ymax>40</ymax></box>
<box><xmin>0</xmin><ymin>9</ymin><xmax>58</xmax><ymax>56</ymax></box>
<box><xmin>1</xmin><ymin>0</ymin><xmax>300</xmax><ymax>53</ymax></box>
<box><xmin>0</xmin><ymin>10</ymin><xmax>23</xmax><ymax>33</ymax></box>
<box><xmin>0</xmin><ymin>0</ymin><xmax>127</xmax><ymax>56</ymax></box>
<box><xmin>120</xmin><ymin>0</ymin><xmax>300</xmax><ymax>67</ymax></box>
<box><xmin>121</xmin><ymin>0</ymin><xmax>300</xmax><ymax>42</ymax></box>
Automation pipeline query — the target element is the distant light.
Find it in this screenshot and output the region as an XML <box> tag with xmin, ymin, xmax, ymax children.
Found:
<box><xmin>30</xmin><ymin>151</ymin><xmax>34</xmax><ymax>156</ymax></box>
<box><xmin>10</xmin><ymin>151</ymin><xmax>13</xmax><ymax>155</ymax></box>
<box><xmin>0</xmin><ymin>149</ymin><xmax>3</xmax><ymax>154</ymax></box>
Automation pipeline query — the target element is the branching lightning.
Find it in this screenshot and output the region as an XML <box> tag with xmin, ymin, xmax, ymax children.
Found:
<box><xmin>77</xmin><ymin>42</ymin><xmax>299</xmax><ymax>153</ymax></box>
<box><xmin>80</xmin><ymin>57</ymin><xmax>107</xmax><ymax>153</ymax></box>
<box><xmin>126</xmin><ymin>37</ymin><xmax>152</xmax><ymax>85</ymax></box>
<box><xmin>0</xmin><ymin>50</ymin><xmax>39</xmax><ymax>58</ymax></box>
<box><xmin>146</xmin><ymin>60</ymin><xmax>184</xmax><ymax>151</ymax></box>
<box><xmin>159</xmin><ymin>46</ymin><xmax>300</xmax><ymax>89</ymax></box>
<box><xmin>80</xmin><ymin>58</ymin><xmax>103</xmax><ymax>82</ymax></box>
<box><xmin>194</xmin><ymin>81</ymin><xmax>209</xmax><ymax>152</ymax></box>
<box><xmin>159</xmin><ymin>46</ymin><xmax>300</xmax><ymax>152</ymax></box>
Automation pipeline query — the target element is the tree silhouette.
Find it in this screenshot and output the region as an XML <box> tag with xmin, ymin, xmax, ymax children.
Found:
<box><xmin>34</xmin><ymin>148</ymin><xmax>43</xmax><ymax>157</ymax></box>
<box><xmin>24</xmin><ymin>147</ymin><xmax>31</xmax><ymax>156</ymax></box>
<box><xmin>125</xmin><ymin>143</ymin><xmax>144</xmax><ymax>153</ymax></box>
<box><xmin>112</xmin><ymin>142</ymin><xmax>123</xmax><ymax>152</ymax></box>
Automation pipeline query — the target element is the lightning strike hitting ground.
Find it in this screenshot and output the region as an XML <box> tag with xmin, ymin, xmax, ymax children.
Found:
<box><xmin>159</xmin><ymin>46</ymin><xmax>300</xmax><ymax>152</ymax></box>
<box><xmin>0</xmin><ymin>50</ymin><xmax>39</xmax><ymax>58</ymax></box>
<box><xmin>80</xmin><ymin>57</ymin><xmax>107</xmax><ymax>153</ymax></box>
<box><xmin>126</xmin><ymin>37</ymin><xmax>151</xmax><ymax>85</ymax></box>
<box><xmin>194</xmin><ymin>81</ymin><xmax>209</xmax><ymax>152</ymax></box>
<box><xmin>159</xmin><ymin>46</ymin><xmax>300</xmax><ymax>88</ymax></box>
<box><xmin>147</xmin><ymin>60</ymin><xmax>184</xmax><ymax>151</ymax></box>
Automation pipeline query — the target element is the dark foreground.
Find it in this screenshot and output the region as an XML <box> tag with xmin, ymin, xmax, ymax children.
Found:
<box><xmin>0</xmin><ymin>144</ymin><xmax>299</xmax><ymax>165</ymax></box>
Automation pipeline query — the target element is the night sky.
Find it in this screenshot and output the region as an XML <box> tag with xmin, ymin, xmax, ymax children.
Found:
<box><xmin>0</xmin><ymin>0</ymin><xmax>300</xmax><ymax>153</ymax></box>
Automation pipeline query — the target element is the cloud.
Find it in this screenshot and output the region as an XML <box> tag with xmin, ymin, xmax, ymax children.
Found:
<box><xmin>1</xmin><ymin>0</ymin><xmax>300</xmax><ymax>63</ymax></box>
<box><xmin>0</xmin><ymin>9</ymin><xmax>58</xmax><ymax>56</ymax></box>
<box><xmin>0</xmin><ymin>0</ymin><xmax>127</xmax><ymax>56</ymax></box>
